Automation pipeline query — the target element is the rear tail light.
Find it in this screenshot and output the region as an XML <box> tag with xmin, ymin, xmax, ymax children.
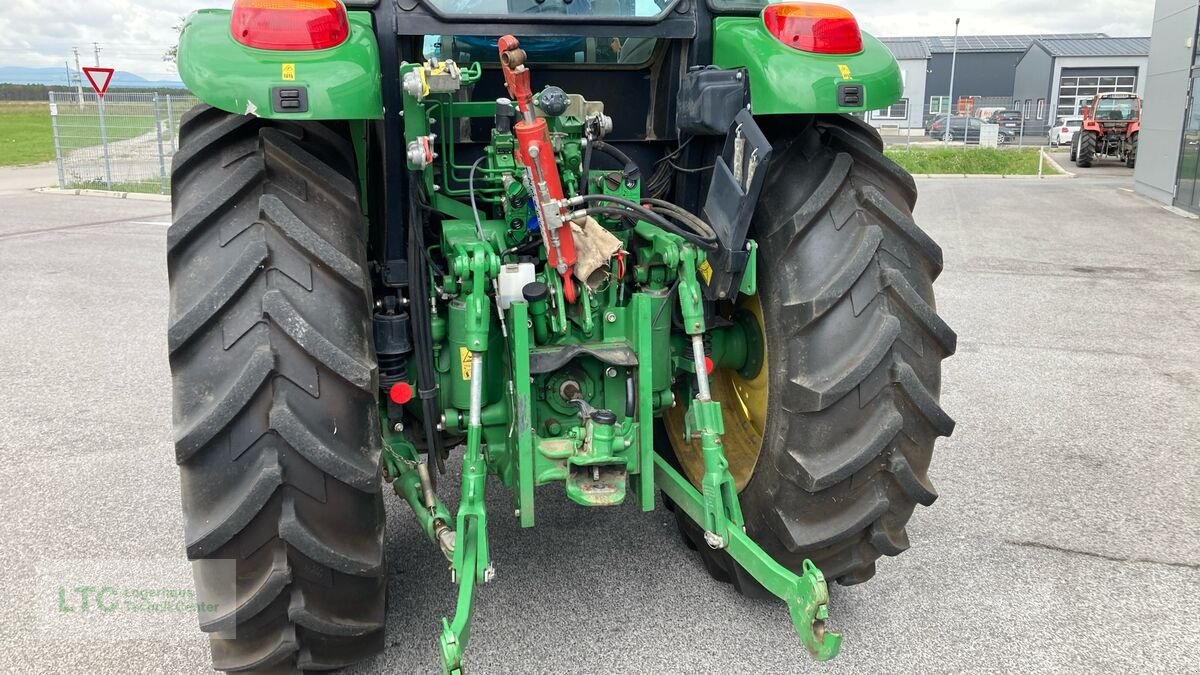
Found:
<box><xmin>232</xmin><ymin>0</ymin><xmax>350</xmax><ymax>51</ymax></box>
<box><xmin>762</xmin><ymin>3</ymin><xmax>864</xmax><ymax>55</ymax></box>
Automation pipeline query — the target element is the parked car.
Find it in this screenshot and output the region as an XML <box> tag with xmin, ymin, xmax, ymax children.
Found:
<box><xmin>1048</xmin><ymin>116</ymin><xmax>1083</xmax><ymax>147</ymax></box>
<box><xmin>926</xmin><ymin>116</ymin><xmax>1015</xmax><ymax>144</ymax></box>
<box><xmin>989</xmin><ymin>110</ymin><xmax>1025</xmax><ymax>131</ymax></box>
<box><xmin>924</xmin><ymin>114</ymin><xmax>948</xmax><ymax>135</ymax></box>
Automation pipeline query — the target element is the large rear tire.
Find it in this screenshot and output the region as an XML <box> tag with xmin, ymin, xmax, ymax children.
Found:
<box><xmin>1076</xmin><ymin>131</ymin><xmax>1096</xmax><ymax>167</ymax></box>
<box><xmin>1127</xmin><ymin>132</ymin><xmax>1138</xmax><ymax>168</ymax></box>
<box><xmin>168</xmin><ymin>106</ymin><xmax>386</xmax><ymax>672</ymax></box>
<box><xmin>664</xmin><ymin>115</ymin><xmax>956</xmax><ymax>588</ymax></box>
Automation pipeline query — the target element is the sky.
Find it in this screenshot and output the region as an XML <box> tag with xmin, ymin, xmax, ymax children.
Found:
<box><xmin>0</xmin><ymin>0</ymin><xmax>1155</xmax><ymax>80</ymax></box>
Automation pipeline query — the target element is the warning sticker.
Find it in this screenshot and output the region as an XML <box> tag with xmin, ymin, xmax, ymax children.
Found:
<box><xmin>838</xmin><ymin>64</ymin><xmax>852</xmax><ymax>80</ymax></box>
<box><xmin>459</xmin><ymin>347</ymin><xmax>472</xmax><ymax>381</ymax></box>
<box><xmin>282</xmin><ymin>63</ymin><xmax>296</xmax><ymax>81</ymax></box>
<box><xmin>698</xmin><ymin>259</ymin><xmax>714</xmax><ymax>285</ymax></box>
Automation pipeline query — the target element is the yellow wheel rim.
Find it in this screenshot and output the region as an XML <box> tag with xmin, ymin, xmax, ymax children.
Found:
<box><xmin>663</xmin><ymin>294</ymin><xmax>767</xmax><ymax>491</ymax></box>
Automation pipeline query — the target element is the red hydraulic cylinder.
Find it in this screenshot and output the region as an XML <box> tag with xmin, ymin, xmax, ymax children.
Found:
<box><xmin>498</xmin><ymin>35</ymin><xmax>578</xmax><ymax>302</ymax></box>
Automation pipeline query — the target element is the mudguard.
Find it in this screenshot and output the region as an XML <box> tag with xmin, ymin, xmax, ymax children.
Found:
<box><xmin>177</xmin><ymin>9</ymin><xmax>383</xmax><ymax>120</ymax></box>
<box><xmin>712</xmin><ymin>17</ymin><xmax>903</xmax><ymax>115</ymax></box>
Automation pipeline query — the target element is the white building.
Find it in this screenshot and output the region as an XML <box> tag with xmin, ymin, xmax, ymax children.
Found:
<box><xmin>868</xmin><ymin>40</ymin><xmax>930</xmax><ymax>130</ymax></box>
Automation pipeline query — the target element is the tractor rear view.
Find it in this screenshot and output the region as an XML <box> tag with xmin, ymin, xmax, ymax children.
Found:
<box><xmin>167</xmin><ymin>0</ymin><xmax>957</xmax><ymax>672</ymax></box>
<box><xmin>1071</xmin><ymin>92</ymin><xmax>1141</xmax><ymax>168</ymax></box>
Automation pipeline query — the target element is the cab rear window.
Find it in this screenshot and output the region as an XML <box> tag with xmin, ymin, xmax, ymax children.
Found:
<box><xmin>426</xmin><ymin>0</ymin><xmax>668</xmax><ymax>18</ymax></box>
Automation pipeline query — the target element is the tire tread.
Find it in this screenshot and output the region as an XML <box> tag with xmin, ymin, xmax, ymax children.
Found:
<box><xmin>168</xmin><ymin>105</ymin><xmax>384</xmax><ymax>673</ymax></box>
<box><xmin>670</xmin><ymin>114</ymin><xmax>955</xmax><ymax>587</ymax></box>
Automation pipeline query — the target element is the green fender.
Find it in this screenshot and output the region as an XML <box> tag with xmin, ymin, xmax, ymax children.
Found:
<box><xmin>177</xmin><ymin>9</ymin><xmax>383</xmax><ymax>120</ymax></box>
<box><xmin>712</xmin><ymin>17</ymin><xmax>902</xmax><ymax>115</ymax></box>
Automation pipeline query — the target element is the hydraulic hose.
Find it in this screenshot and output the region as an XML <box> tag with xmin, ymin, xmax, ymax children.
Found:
<box><xmin>581</xmin><ymin>139</ymin><xmax>594</xmax><ymax>195</ymax></box>
<box><xmin>468</xmin><ymin>157</ymin><xmax>487</xmax><ymax>242</ymax></box>
<box><xmin>574</xmin><ymin>205</ymin><xmax>674</xmax><ymax>235</ymax></box>
<box><xmin>408</xmin><ymin>172</ymin><xmax>446</xmax><ymax>474</ymax></box>
<box><xmin>591</xmin><ymin>141</ymin><xmax>638</xmax><ymax>172</ymax></box>
<box><xmin>570</xmin><ymin>194</ymin><xmax>718</xmax><ymax>250</ymax></box>
<box><xmin>641</xmin><ymin>197</ymin><xmax>718</xmax><ymax>241</ymax></box>
<box><xmin>590</xmin><ymin>141</ymin><xmax>641</xmax><ymax>187</ymax></box>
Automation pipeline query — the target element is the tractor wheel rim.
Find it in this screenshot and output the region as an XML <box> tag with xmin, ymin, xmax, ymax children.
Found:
<box><xmin>664</xmin><ymin>293</ymin><xmax>768</xmax><ymax>492</ymax></box>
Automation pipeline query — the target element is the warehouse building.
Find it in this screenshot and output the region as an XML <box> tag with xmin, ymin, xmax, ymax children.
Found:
<box><xmin>879</xmin><ymin>33</ymin><xmax>1106</xmax><ymax>121</ymax></box>
<box><xmin>868</xmin><ymin>40</ymin><xmax>930</xmax><ymax>129</ymax></box>
<box><xmin>1135</xmin><ymin>0</ymin><xmax>1200</xmax><ymax>214</ymax></box>
<box><xmin>868</xmin><ymin>33</ymin><xmax>1148</xmax><ymax>132</ymax></box>
<box><xmin>1012</xmin><ymin>37</ymin><xmax>1150</xmax><ymax>134</ymax></box>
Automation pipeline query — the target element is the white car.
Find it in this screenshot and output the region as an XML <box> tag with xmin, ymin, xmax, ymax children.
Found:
<box><xmin>1048</xmin><ymin>116</ymin><xmax>1083</xmax><ymax>147</ymax></box>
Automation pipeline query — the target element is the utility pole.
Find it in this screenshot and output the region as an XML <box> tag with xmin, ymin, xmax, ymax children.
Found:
<box><xmin>92</xmin><ymin>42</ymin><xmax>102</xmax><ymax>67</ymax></box>
<box><xmin>943</xmin><ymin>18</ymin><xmax>961</xmax><ymax>147</ymax></box>
<box><xmin>72</xmin><ymin>47</ymin><xmax>85</xmax><ymax>107</ymax></box>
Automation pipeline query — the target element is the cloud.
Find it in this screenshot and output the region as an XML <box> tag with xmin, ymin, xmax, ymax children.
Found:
<box><xmin>0</xmin><ymin>0</ymin><xmax>1154</xmax><ymax>80</ymax></box>
<box><xmin>0</xmin><ymin>0</ymin><xmax>231</xmax><ymax>78</ymax></box>
<box><xmin>848</xmin><ymin>0</ymin><xmax>1152</xmax><ymax>38</ymax></box>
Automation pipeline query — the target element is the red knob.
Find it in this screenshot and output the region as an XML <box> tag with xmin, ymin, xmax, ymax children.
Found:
<box><xmin>704</xmin><ymin>356</ymin><xmax>714</xmax><ymax>375</ymax></box>
<box><xmin>389</xmin><ymin>382</ymin><xmax>414</xmax><ymax>405</ymax></box>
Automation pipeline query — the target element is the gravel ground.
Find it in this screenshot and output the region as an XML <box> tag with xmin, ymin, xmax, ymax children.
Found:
<box><xmin>0</xmin><ymin>173</ymin><xmax>1196</xmax><ymax>674</ymax></box>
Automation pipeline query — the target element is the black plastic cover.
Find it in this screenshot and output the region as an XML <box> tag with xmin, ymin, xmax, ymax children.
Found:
<box><xmin>380</xmin><ymin>258</ymin><xmax>409</xmax><ymax>287</ymax></box>
<box><xmin>700</xmin><ymin>109</ymin><xmax>773</xmax><ymax>300</ymax></box>
<box><xmin>676</xmin><ymin>67</ymin><xmax>749</xmax><ymax>136</ymax></box>
<box><xmin>373</xmin><ymin>310</ymin><xmax>413</xmax><ymax>357</ymax></box>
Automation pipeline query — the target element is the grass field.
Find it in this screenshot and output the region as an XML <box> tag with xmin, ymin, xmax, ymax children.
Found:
<box><xmin>0</xmin><ymin>100</ymin><xmax>158</xmax><ymax>168</ymax></box>
<box><xmin>67</xmin><ymin>178</ymin><xmax>168</xmax><ymax>194</ymax></box>
<box><xmin>885</xmin><ymin>147</ymin><xmax>1058</xmax><ymax>176</ymax></box>
<box><xmin>0</xmin><ymin>102</ymin><xmax>54</xmax><ymax>167</ymax></box>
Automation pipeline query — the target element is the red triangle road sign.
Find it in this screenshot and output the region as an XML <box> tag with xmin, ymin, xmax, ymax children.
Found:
<box><xmin>82</xmin><ymin>67</ymin><xmax>115</xmax><ymax>97</ymax></box>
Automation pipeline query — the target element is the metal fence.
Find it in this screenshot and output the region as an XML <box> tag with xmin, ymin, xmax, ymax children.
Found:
<box><xmin>863</xmin><ymin>97</ymin><xmax>1057</xmax><ymax>149</ymax></box>
<box><xmin>49</xmin><ymin>91</ymin><xmax>198</xmax><ymax>195</ymax></box>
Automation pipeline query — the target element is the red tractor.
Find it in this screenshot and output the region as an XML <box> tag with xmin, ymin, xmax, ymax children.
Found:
<box><xmin>1070</xmin><ymin>92</ymin><xmax>1141</xmax><ymax>168</ymax></box>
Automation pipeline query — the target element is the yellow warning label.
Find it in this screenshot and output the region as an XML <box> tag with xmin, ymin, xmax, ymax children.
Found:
<box><xmin>282</xmin><ymin>63</ymin><xmax>296</xmax><ymax>81</ymax></box>
<box><xmin>838</xmin><ymin>64</ymin><xmax>852</xmax><ymax>80</ymax></box>
<box><xmin>459</xmin><ymin>347</ymin><xmax>472</xmax><ymax>381</ymax></box>
<box><xmin>698</xmin><ymin>259</ymin><xmax>714</xmax><ymax>285</ymax></box>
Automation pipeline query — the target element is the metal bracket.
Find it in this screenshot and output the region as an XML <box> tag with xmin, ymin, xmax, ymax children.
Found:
<box><xmin>439</xmin><ymin>433</ymin><xmax>490</xmax><ymax>674</ymax></box>
<box><xmin>653</xmin><ymin>453</ymin><xmax>842</xmax><ymax>661</ymax></box>
<box><xmin>659</xmin><ymin>240</ymin><xmax>840</xmax><ymax>659</ymax></box>
<box><xmin>438</xmin><ymin>248</ymin><xmax>496</xmax><ymax>674</ymax></box>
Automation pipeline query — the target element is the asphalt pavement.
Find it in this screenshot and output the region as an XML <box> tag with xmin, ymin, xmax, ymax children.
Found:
<box><xmin>0</xmin><ymin>171</ymin><xmax>1196</xmax><ymax>674</ymax></box>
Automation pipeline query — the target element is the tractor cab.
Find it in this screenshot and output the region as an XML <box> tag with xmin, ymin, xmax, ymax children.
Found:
<box><xmin>1082</xmin><ymin>92</ymin><xmax>1140</xmax><ymax>124</ymax></box>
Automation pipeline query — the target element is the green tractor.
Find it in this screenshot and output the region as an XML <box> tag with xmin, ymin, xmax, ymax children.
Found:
<box><xmin>168</xmin><ymin>0</ymin><xmax>956</xmax><ymax>671</ymax></box>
